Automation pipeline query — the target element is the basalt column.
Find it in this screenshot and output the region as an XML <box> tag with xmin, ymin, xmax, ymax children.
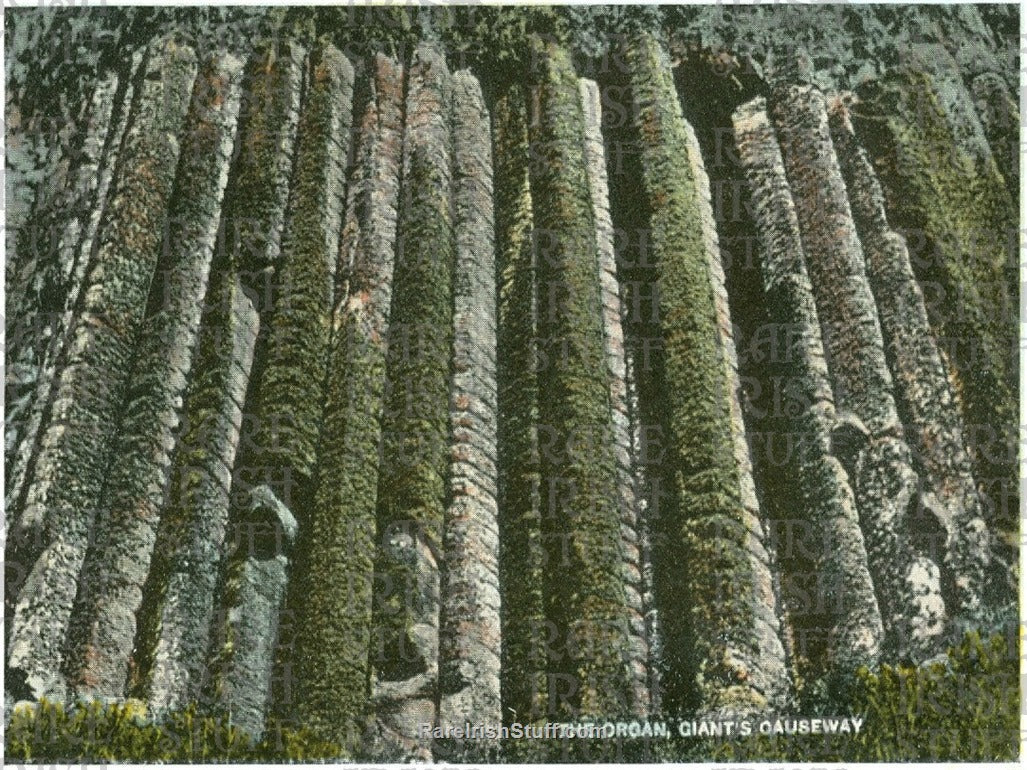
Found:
<box><xmin>579</xmin><ymin>77</ymin><xmax>650</xmax><ymax>717</ymax></box>
<box><xmin>368</xmin><ymin>42</ymin><xmax>452</xmax><ymax>762</ymax></box>
<box><xmin>210</xmin><ymin>43</ymin><xmax>352</xmax><ymax>739</ymax></box>
<box><xmin>136</xmin><ymin>40</ymin><xmax>305</xmax><ymax>715</ymax></box>
<box><xmin>494</xmin><ymin>84</ymin><xmax>547</xmax><ymax>726</ymax></box>
<box><xmin>681</xmin><ymin>96</ymin><xmax>789</xmax><ymax>712</ymax></box>
<box><xmin>828</xmin><ymin>102</ymin><xmax>994</xmax><ymax>625</ymax></box>
<box><xmin>733</xmin><ymin>98</ymin><xmax>884</xmax><ymax>678</ymax></box>
<box><xmin>6</xmin><ymin>69</ymin><xmax>130</xmax><ymax>532</ymax></box>
<box><xmin>6</xmin><ymin>38</ymin><xmax>197</xmax><ymax>702</ymax></box>
<box><xmin>624</xmin><ymin>32</ymin><xmax>788</xmax><ymax>717</ymax></box>
<box><xmin>527</xmin><ymin>36</ymin><xmax>636</xmax><ymax>721</ymax></box>
<box><xmin>292</xmin><ymin>52</ymin><xmax>404</xmax><ymax>752</ymax></box>
<box><xmin>437</xmin><ymin>69</ymin><xmax>502</xmax><ymax>758</ymax></box>
<box><xmin>771</xmin><ymin>83</ymin><xmax>945</xmax><ymax>661</ymax></box>
<box><xmin>851</xmin><ymin>53</ymin><xmax>1018</xmax><ymax>560</ymax></box>
<box><xmin>65</xmin><ymin>51</ymin><xmax>245</xmax><ymax>701</ymax></box>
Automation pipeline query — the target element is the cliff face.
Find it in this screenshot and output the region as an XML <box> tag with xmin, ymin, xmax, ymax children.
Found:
<box><xmin>4</xmin><ymin>5</ymin><xmax>1018</xmax><ymax>761</ymax></box>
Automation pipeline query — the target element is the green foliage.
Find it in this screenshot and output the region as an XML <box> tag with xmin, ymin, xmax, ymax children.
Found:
<box><xmin>654</xmin><ymin>631</ymin><xmax>1018</xmax><ymax>762</ymax></box>
<box><xmin>5</xmin><ymin>700</ymin><xmax>343</xmax><ymax>762</ymax></box>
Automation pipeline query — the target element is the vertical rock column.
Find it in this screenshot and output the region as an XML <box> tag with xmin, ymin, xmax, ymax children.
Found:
<box><xmin>852</xmin><ymin>63</ymin><xmax>1018</xmax><ymax>558</ymax></box>
<box><xmin>136</xmin><ymin>41</ymin><xmax>305</xmax><ymax>715</ymax></box>
<box><xmin>771</xmin><ymin>83</ymin><xmax>945</xmax><ymax>660</ymax></box>
<box><xmin>368</xmin><ymin>42</ymin><xmax>452</xmax><ymax>762</ymax></box>
<box><xmin>437</xmin><ymin>69</ymin><xmax>502</xmax><ymax>756</ymax></box>
<box><xmin>6</xmin><ymin>38</ymin><xmax>197</xmax><ymax>702</ymax></box>
<box><xmin>493</xmin><ymin>85</ymin><xmax>548</xmax><ymax>726</ymax></box>
<box><xmin>682</xmin><ymin>99</ymin><xmax>789</xmax><ymax>711</ymax></box>
<box><xmin>216</xmin><ymin>490</ymin><xmax>298</xmax><ymax>740</ymax></box>
<box><xmin>579</xmin><ymin>77</ymin><xmax>650</xmax><ymax>717</ymax></box>
<box><xmin>733</xmin><ymin>98</ymin><xmax>884</xmax><ymax>676</ymax></box>
<box><xmin>65</xmin><ymin>52</ymin><xmax>245</xmax><ymax>701</ymax></box>
<box><xmin>829</xmin><ymin>102</ymin><xmax>993</xmax><ymax>625</ymax></box>
<box><xmin>140</xmin><ymin>274</ymin><xmax>259</xmax><ymax>713</ymax></box>
<box><xmin>292</xmin><ymin>53</ymin><xmax>404</xmax><ymax>752</ymax></box>
<box><xmin>211</xmin><ymin>43</ymin><xmax>352</xmax><ymax>739</ymax></box>
<box><xmin>624</xmin><ymin>33</ymin><xmax>788</xmax><ymax>717</ymax></box>
<box><xmin>527</xmin><ymin>36</ymin><xmax>635</xmax><ymax>720</ymax></box>
<box><xmin>6</xmin><ymin>70</ymin><xmax>129</xmax><ymax>528</ymax></box>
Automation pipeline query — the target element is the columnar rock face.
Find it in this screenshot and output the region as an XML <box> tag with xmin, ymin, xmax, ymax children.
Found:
<box><xmin>7</xmin><ymin>37</ymin><xmax>197</xmax><ymax>702</ymax></box>
<box><xmin>527</xmin><ymin>37</ymin><xmax>636</xmax><ymax>720</ymax></box>
<box><xmin>851</xmin><ymin>52</ymin><xmax>1018</xmax><ymax>558</ymax></box>
<box><xmin>135</xmin><ymin>40</ymin><xmax>305</xmax><ymax>717</ymax></box>
<box><xmin>233</xmin><ymin>42</ymin><xmax>351</xmax><ymax>504</ymax></box>
<box><xmin>368</xmin><ymin>42</ymin><xmax>453</xmax><ymax>762</ymax></box>
<box><xmin>770</xmin><ymin>83</ymin><xmax>945</xmax><ymax>660</ymax></box>
<box><xmin>214</xmin><ymin>486</ymin><xmax>298</xmax><ymax>740</ymax></box>
<box><xmin>828</xmin><ymin>102</ymin><xmax>993</xmax><ymax>627</ymax></box>
<box><xmin>437</xmin><ymin>69</ymin><xmax>502</xmax><ymax>756</ymax></box>
<box><xmin>493</xmin><ymin>84</ymin><xmax>548</xmax><ymax>726</ymax></box>
<box><xmin>681</xmin><ymin>101</ymin><xmax>789</xmax><ymax>713</ymax></box>
<box><xmin>4</xmin><ymin>7</ymin><xmax>1018</xmax><ymax>762</ymax></box>
<box><xmin>733</xmin><ymin>98</ymin><xmax>884</xmax><ymax>677</ymax></box>
<box><xmin>65</xmin><ymin>51</ymin><xmax>245</xmax><ymax>701</ymax></box>
<box><xmin>579</xmin><ymin>77</ymin><xmax>650</xmax><ymax>719</ymax></box>
<box><xmin>624</xmin><ymin>33</ymin><xmax>788</xmax><ymax>718</ymax></box>
<box><xmin>211</xmin><ymin>41</ymin><xmax>352</xmax><ymax>735</ymax></box>
<box><xmin>292</xmin><ymin>52</ymin><xmax>404</xmax><ymax>753</ymax></box>
<box><xmin>140</xmin><ymin>271</ymin><xmax>259</xmax><ymax>714</ymax></box>
<box><xmin>6</xmin><ymin>70</ymin><xmax>129</xmax><ymax>530</ymax></box>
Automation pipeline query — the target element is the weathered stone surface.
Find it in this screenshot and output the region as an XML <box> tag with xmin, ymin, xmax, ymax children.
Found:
<box><xmin>210</xmin><ymin>484</ymin><xmax>298</xmax><ymax>740</ymax></box>
<box><xmin>493</xmin><ymin>83</ymin><xmax>548</xmax><ymax>727</ymax></box>
<box><xmin>770</xmin><ymin>83</ymin><xmax>944</xmax><ymax>660</ymax></box>
<box><xmin>369</xmin><ymin>42</ymin><xmax>452</xmax><ymax>762</ymax></box>
<box><xmin>140</xmin><ymin>270</ymin><xmax>259</xmax><ymax>714</ymax></box>
<box><xmin>6</xmin><ymin>69</ymin><xmax>130</xmax><ymax>531</ymax></box>
<box><xmin>437</xmin><ymin>69</ymin><xmax>502</xmax><ymax>758</ymax></box>
<box><xmin>211</xmin><ymin>41</ymin><xmax>352</xmax><ymax>736</ymax></box>
<box><xmin>828</xmin><ymin>100</ymin><xmax>992</xmax><ymax>626</ymax></box>
<box><xmin>137</xmin><ymin>40</ymin><xmax>304</xmax><ymax>717</ymax></box>
<box><xmin>851</xmin><ymin>54</ymin><xmax>1018</xmax><ymax>558</ymax></box>
<box><xmin>223</xmin><ymin>40</ymin><xmax>305</xmax><ymax>278</ymax></box>
<box><xmin>367</xmin><ymin>533</ymin><xmax>440</xmax><ymax>761</ymax></box>
<box><xmin>579</xmin><ymin>77</ymin><xmax>650</xmax><ymax>718</ymax></box>
<box><xmin>625</xmin><ymin>33</ymin><xmax>787</xmax><ymax>718</ymax></box>
<box><xmin>970</xmin><ymin>71</ymin><xmax>1018</xmax><ymax>201</ymax></box>
<box><xmin>6</xmin><ymin>37</ymin><xmax>197</xmax><ymax>702</ymax></box>
<box><xmin>65</xmin><ymin>51</ymin><xmax>244</xmax><ymax>701</ymax></box>
<box><xmin>292</xmin><ymin>52</ymin><xmax>404</xmax><ymax>752</ymax></box>
<box><xmin>680</xmin><ymin>95</ymin><xmax>789</xmax><ymax>711</ymax></box>
<box><xmin>238</xmin><ymin>42</ymin><xmax>351</xmax><ymax>494</ymax></box>
<box><xmin>733</xmin><ymin>98</ymin><xmax>884</xmax><ymax>677</ymax></box>
<box><xmin>527</xmin><ymin>36</ymin><xmax>635</xmax><ymax>721</ymax></box>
